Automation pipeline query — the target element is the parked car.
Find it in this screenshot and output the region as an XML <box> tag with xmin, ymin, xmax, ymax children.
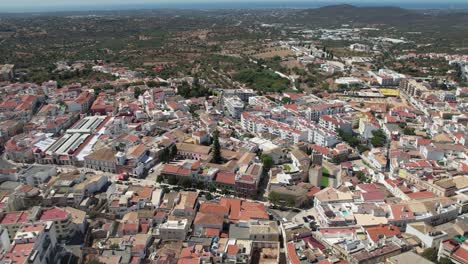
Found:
<box><xmin>303</xmin><ymin>216</ymin><xmax>310</xmax><ymax>223</ymax></box>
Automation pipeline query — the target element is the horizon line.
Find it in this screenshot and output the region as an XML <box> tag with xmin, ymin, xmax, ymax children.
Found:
<box><xmin>1</xmin><ymin>1</ymin><xmax>468</xmax><ymax>14</ymax></box>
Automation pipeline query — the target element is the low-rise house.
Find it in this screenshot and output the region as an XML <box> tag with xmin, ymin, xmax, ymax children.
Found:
<box><xmin>176</xmin><ymin>143</ymin><xmax>211</xmax><ymax>161</ymax></box>
<box><xmin>405</xmin><ymin>222</ymin><xmax>448</xmax><ymax>248</ymax></box>
<box><xmin>158</xmin><ymin>219</ymin><xmax>189</xmax><ymax>241</ymax></box>
<box><xmin>193</xmin><ymin>212</ymin><xmax>224</xmax><ymax>236</ymax></box>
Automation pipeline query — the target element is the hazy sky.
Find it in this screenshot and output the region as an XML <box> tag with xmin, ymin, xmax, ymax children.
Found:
<box><xmin>1</xmin><ymin>0</ymin><xmax>467</xmax><ymax>12</ymax></box>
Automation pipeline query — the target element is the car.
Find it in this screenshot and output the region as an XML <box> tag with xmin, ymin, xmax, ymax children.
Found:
<box><xmin>307</xmin><ymin>215</ymin><xmax>315</xmax><ymax>221</ymax></box>
<box><xmin>150</xmin><ymin>168</ymin><xmax>155</xmax><ymax>173</ymax></box>
<box><xmin>302</xmin><ymin>216</ymin><xmax>310</xmax><ymax>223</ymax></box>
<box><xmin>309</xmin><ymin>223</ymin><xmax>319</xmax><ymax>231</ymax></box>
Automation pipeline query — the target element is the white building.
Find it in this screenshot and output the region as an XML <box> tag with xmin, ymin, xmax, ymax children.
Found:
<box><xmin>241</xmin><ymin>112</ymin><xmax>307</xmax><ymax>144</ymax></box>
<box><xmin>319</xmin><ymin>115</ymin><xmax>352</xmax><ymax>134</ymax></box>
<box><xmin>371</xmin><ymin>69</ymin><xmax>406</xmax><ymax>86</ymax></box>
<box><xmin>306</xmin><ymin>103</ymin><xmax>345</xmax><ymax>121</ymax></box>
<box><xmin>0</xmin><ymin>221</ymin><xmax>58</xmax><ymax>264</ymax></box>
<box><xmin>349</xmin><ymin>43</ymin><xmax>370</xmax><ymax>52</ymax></box>
<box><xmin>406</xmin><ymin>222</ymin><xmax>447</xmax><ymax>248</ymax></box>
<box><xmin>296</xmin><ymin>118</ymin><xmax>341</xmax><ymax>147</ymax></box>
<box><xmin>224</xmin><ymin>96</ymin><xmax>244</xmax><ymax>119</ymax></box>
<box><xmin>158</xmin><ymin>219</ymin><xmax>189</xmax><ymax>241</ymax></box>
<box><xmin>335</xmin><ymin>77</ymin><xmax>364</xmax><ymax>86</ymax></box>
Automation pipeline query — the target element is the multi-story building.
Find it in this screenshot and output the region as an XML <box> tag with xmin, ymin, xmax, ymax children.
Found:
<box><xmin>66</xmin><ymin>91</ymin><xmax>95</xmax><ymax>113</ymax></box>
<box><xmin>296</xmin><ymin>119</ymin><xmax>340</xmax><ymax>147</ymax></box>
<box><xmin>158</xmin><ymin>219</ymin><xmax>189</xmax><ymax>241</ymax></box>
<box><xmin>0</xmin><ymin>64</ymin><xmax>14</xmax><ymax>81</ymax></box>
<box><xmin>0</xmin><ymin>211</ymin><xmax>31</xmax><ymax>239</ymax></box>
<box><xmin>0</xmin><ymin>221</ymin><xmax>58</xmax><ymax>264</ymax></box>
<box><xmin>438</xmin><ymin>239</ymin><xmax>468</xmax><ymax>264</ymax></box>
<box><xmin>241</xmin><ymin>112</ymin><xmax>307</xmax><ymax>144</ymax></box>
<box><xmin>399</xmin><ymin>79</ymin><xmax>428</xmax><ymax>98</ymax></box>
<box><xmin>306</xmin><ymin>103</ymin><xmax>345</xmax><ymax>121</ymax></box>
<box><xmin>176</xmin><ymin>143</ymin><xmax>212</xmax><ymax>161</ymax></box>
<box><xmin>224</xmin><ymin>96</ymin><xmax>244</xmax><ymax>119</ymax></box>
<box><xmin>34</xmin><ymin>206</ymin><xmax>81</xmax><ymax>240</ymax></box>
<box><xmin>84</xmin><ymin>147</ymin><xmax>117</xmax><ymax>173</ymax></box>
<box><xmin>372</xmin><ymin>69</ymin><xmax>406</xmax><ymax>86</ymax></box>
<box><xmin>248</xmin><ymin>96</ymin><xmax>278</xmax><ymax>109</ymax></box>
<box><xmin>349</xmin><ymin>43</ymin><xmax>370</xmax><ymax>52</ymax></box>
<box><xmin>319</xmin><ymin>115</ymin><xmax>352</xmax><ymax>134</ymax></box>
<box><xmin>229</xmin><ymin>220</ymin><xmax>280</xmax><ymax>248</ymax></box>
<box><xmin>223</xmin><ymin>88</ymin><xmax>256</xmax><ymax>102</ymax></box>
<box><xmin>236</xmin><ymin>163</ymin><xmax>263</xmax><ymax>198</ymax></box>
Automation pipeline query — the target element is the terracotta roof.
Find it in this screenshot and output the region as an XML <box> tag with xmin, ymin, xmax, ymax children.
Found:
<box><xmin>287</xmin><ymin>242</ymin><xmax>301</xmax><ymax>264</ymax></box>
<box><xmin>85</xmin><ymin>147</ymin><xmax>116</xmax><ymax>162</ymax></box>
<box><xmin>204</xmin><ymin>228</ymin><xmax>221</xmax><ymax>237</ymax></box>
<box><xmin>127</xmin><ymin>144</ymin><xmax>147</xmax><ymax>158</ymax></box>
<box><xmin>39</xmin><ymin>207</ymin><xmax>68</xmax><ymax>221</ymax></box>
<box><xmin>406</xmin><ymin>191</ymin><xmax>436</xmax><ymax>200</ymax></box>
<box><xmin>227</xmin><ymin>245</ymin><xmax>238</xmax><ymax>255</ymax></box>
<box><xmin>193</xmin><ymin>212</ymin><xmax>223</xmax><ymax>227</ymax></box>
<box><xmin>199</xmin><ymin>203</ymin><xmax>229</xmax><ymax>216</ymax></box>
<box><xmin>214</xmin><ymin>171</ymin><xmax>236</xmax><ymax>185</ymax></box>
<box><xmin>390</xmin><ymin>204</ymin><xmax>414</xmax><ymax>221</ymax></box>
<box><xmin>0</xmin><ymin>211</ymin><xmax>30</xmax><ymax>225</ymax></box>
<box><xmin>365</xmin><ymin>225</ymin><xmax>401</xmax><ymax>242</ymax></box>
<box><xmin>176</xmin><ymin>143</ymin><xmax>211</xmax><ymax>155</ymax></box>
<box><xmin>452</xmin><ymin>242</ymin><xmax>468</xmax><ymax>263</ymax></box>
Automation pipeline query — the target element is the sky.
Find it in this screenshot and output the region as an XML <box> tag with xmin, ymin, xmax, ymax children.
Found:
<box><xmin>1</xmin><ymin>0</ymin><xmax>468</xmax><ymax>12</ymax></box>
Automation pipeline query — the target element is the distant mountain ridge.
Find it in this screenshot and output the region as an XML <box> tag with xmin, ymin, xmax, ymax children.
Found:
<box><xmin>296</xmin><ymin>4</ymin><xmax>419</xmax><ymax>24</ymax></box>
<box><xmin>287</xmin><ymin>4</ymin><xmax>468</xmax><ymax>27</ymax></box>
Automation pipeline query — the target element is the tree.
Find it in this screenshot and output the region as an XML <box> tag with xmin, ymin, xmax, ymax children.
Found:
<box><xmin>211</xmin><ymin>130</ymin><xmax>222</xmax><ymax>164</ymax></box>
<box><xmin>286</xmin><ymin>197</ymin><xmax>296</xmax><ymax>208</ymax></box>
<box><xmin>110</xmin><ymin>243</ymin><xmax>119</xmax><ymax>250</ymax></box>
<box><xmin>178</xmin><ymin>177</ymin><xmax>192</xmax><ymax>188</ymax></box>
<box><xmin>403</xmin><ymin>126</ymin><xmax>416</xmax><ymax>135</ymax></box>
<box><xmin>88</xmin><ymin>260</ymin><xmax>105</xmax><ymax>264</ymax></box>
<box><xmin>357</xmin><ymin>144</ymin><xmax>370</xmax><ymax>153</ymax></box>
<box><xmin>208</xmin><ymin>184</ymin><xmax>216</xmax><ymax>193</ymax></box>
<box><xmin>206</xmin><ymin>193</ymin><xmax>213</xmax><ymax>200</ymax></box>
<box><xmin>156</xmin><ymin>175</ymin><xmax>164</xmax><ymax>183</ymax></box>
<box><xmin>371</xmin><ymin>129</ymin><xmax>387</xmax><ymax>148</ymax></box>
<box><xmin>356</xmin><ymin>171</ymin><xmax>370</xmax><ymax>183</ymax></box>
<box><xmin>170</xmin><ymin>144</ymin><xmax>178</xmax><ymax>159</ymax></box>
<box><xmin>159</xmin><ymin>148</ymin><xmax>170</xmax><ymax>163</ymax></box>
<box><xmin>439</xmin><ymin>257</ymin><xmax>453</xmax><ymax>264</ymax></box>
<box><xmin>268</xmin><ymin>192</ymin><xmax>280</xmax><ymax>205</ymax></box>
<box><xmin>168</xmin><ymin>176</ymin><xmax>178</xmax><ymax>185</ymax></box>
<box><xmin>421</xmin><ymin>248</ymin><xmax>438</xmax><ymax>263</ymax></box>
<box><xmin>281</xmin><ymin>97</ymin><xmax>292</xmax><ymax>104</ymax></box>
<box><xmin>337</xmin><ymin>129</ymin><xmax>359</xmax><ymax>148</ymax></box>
<box><xmin>261</xmin><ymin>154</ymin><xmax>273</xmax><ymax>172</ymax></box>
<box><xmin>134</xmin><ymin>87</ymin><xmax>143</xmax><ymax>99</ymax></box>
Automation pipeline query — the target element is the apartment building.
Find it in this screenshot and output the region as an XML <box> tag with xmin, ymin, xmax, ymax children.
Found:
<box><xmin>224</xmin><ymin>96</ymin><xmax>245</xmax><ymax>119</ymax></box>
<box><xmin>241</xmin><ymin>112</ymin><xmax>307</xmax><ymax>144</ymax></box>
<box><xmin>0</xmin><ymin>221</ymin><xmax>58</xmax><ymax>264</ymax></box>
<box><xmin>306</xmin><ymin>103</ymin><xmax>345</xmax><ymax>121</ymax></box>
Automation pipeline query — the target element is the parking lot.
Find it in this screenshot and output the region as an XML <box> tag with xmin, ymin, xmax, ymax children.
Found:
<box><xmin>292</xmin><ymin>207</ymin><xmax>320</xmax><ymax>228</ymax></box>
<box><xmin>268</xmin><ymin>208</ymin><xmax>298</xmax><ymax>222</ymax></box>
